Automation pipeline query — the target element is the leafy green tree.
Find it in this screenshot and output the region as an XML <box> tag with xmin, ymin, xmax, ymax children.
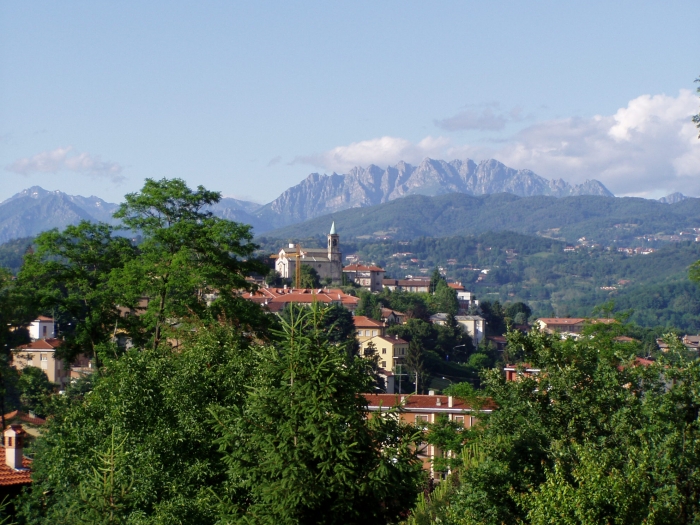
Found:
<box><xmin>17</xmin><ymin>367</ymin><xmax>53</xmax><ymax>417</ymax></box>
<box><xmin>211</xmin><ymin>305</ymin><xmax>424</xmax><ymax>524</ymax></box>
<box><xmin>279</xmin><ymin>303</ymin><xmax>357</xmax><ymax>354</ymax></box>
<box><xmin>693</xmin><ymin>74</ymin><xmax>700</xmax><ymax>137</ymax></box>
<box><xmin>355</xmin><ymin>290</ymin><xmax>382</xmax><ymax>320</ymax></box>
<box><xmin>298</xmin><ymin>264</ymin><xmax>321</xmax><ymax>288</ymax></box>
<box><xmin>431</xmin><ymin>280</ymin><xmax>459</xmax><ymax>315</ymax></box>
<box><xmin>113</xmin><ymin>178</ymin><xmax>268</xmax><ymax>349</ymax></box>
<box><xmin>19</xmin><ymin>324</ymin><xmax>255</xmax><ymax>525</ymax></box>
<box><xmin>426</xmin><ymin>415</ymin><xmax>467</xmax><ymax>474</ymax></box>
<box><xmin>17</xmin><ymin>222</ymin><xmax>136</xmax><ymax>364</ymax></box>
<box><xmin>432</xmin><ymin>326</ymin><xmax>700</xmax><ymax>524</ymax></box>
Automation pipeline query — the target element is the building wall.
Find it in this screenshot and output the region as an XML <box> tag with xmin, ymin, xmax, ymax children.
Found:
<box><xmin>28</xmin><ymin>320</ymin><xmax>54</xmax><ymax>341</ymax></box>
<box><xmin>12</xmin><ymin>350</ymin><xmax>68</xmax><ymax>387</ymax></box>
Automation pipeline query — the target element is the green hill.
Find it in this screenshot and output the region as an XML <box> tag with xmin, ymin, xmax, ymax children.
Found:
<box><xmin>260</xmin><ymin>193</ymin><xmax>700</xmax><ymax>245</ymax></box>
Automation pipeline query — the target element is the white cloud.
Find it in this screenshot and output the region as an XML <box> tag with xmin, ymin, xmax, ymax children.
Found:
<box><xmin>295</xmin><ymin>136</ymin><xmax>450</xmax><ymax>173</ymax></box>
<box><xmin>299</xmin><ymin>90</ymin><xmax>700</xmax><ymax>197</ymax></box>
<box><xmin>6</xmin><ymin>146</ymin><xmax>124</xmax><ymax>182</ymax></box>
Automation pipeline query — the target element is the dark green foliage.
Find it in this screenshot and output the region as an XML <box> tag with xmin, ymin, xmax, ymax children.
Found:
<box><xmin>298</xmin><ymin>264</ymin><xmax>320</xmax><ymax>288</ymax></box>
<box><xmin>17</xmin><ymin>222</ymin><xmax>136</xmax><ymax>364</ymax></box>
<box><xmin>211</xmin><ymin>305</ymin><xmax>424</xmax><ymax>524</ymax></box>
<box><xmin>20</xmin><ymin>324</ymin><xmax>254</xmax><ymax>524</ymax></box>
<box><xmin>261</xmin><ymin>193</ymin><xmax>700</xmax><ymax>246</ymax></box>
<box><xmin>17</xmin><ymin>368</ymin><xmax>53</xmax><ymax>417</ymax></box>
<box><xmin>429</xmin><ymin>326</ymin><xmax>700</xmax><ymax>524</ymax></box>
<box><xmin>431</xmin><ymin>280</ymin><xmax>459</xmax><ymax>315</ymax></box>
<box><xmin>0</xmin><ymin>237</ymin><xmax>33</xmax><ymax>274</ymax></box>
<box><xmin>113</xmin><ymin>178</ymin><xmax>269</xmax><ymax>349</ymax></box>
<box><xmin>355</xmin><ymin>290</ymin><xmax>382</xmax><ymax>320</ymax></box>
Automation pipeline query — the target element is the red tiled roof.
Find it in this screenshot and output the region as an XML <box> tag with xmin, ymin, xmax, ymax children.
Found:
<box><xmin>3</xmin><ymin>411</ymin><xmax>46</xmax><ymax>426</ymax></box>
<box><xmin>353</xmin><ymin>316</ymin><xmax>384</xmax><ymax>328</ymax></box>
<box><xmin>343</xmin><ymin>264</ymin><xmax>385</xmax><ymax>272</ymax></box>
<box><xmin>245</xmin><ymin>288</ymin><xmax>359</xmax><ymax>309</ymax></box>
<box><xmin>14</xmin><ymin>338</ymin><xmax>62</xmax><ymax>350</ymax></box>
<box><xmin>35</xmin><ymin>316</ymin><xmax>54</xmax><ymax>322</ymax></box>
<box><xmin>0</xmin><ymin>448</ymin><xmax>31</xmax><ymax>486</ymax></box>
<box><xmin>447</xmin><ymin>282</ymin><xmax>465</xmax><ymax>290</ymax></box>
<box><xmin>363</xmin><ymin>393</ymin><xmax>496</xmax><ymax>411</ymax></box>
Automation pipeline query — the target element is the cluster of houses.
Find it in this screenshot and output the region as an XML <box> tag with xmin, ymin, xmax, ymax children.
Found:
<box><xmin>6</xmin><ymin>223</ymin><xmax>699</xmax><ymax>485</ymax></box>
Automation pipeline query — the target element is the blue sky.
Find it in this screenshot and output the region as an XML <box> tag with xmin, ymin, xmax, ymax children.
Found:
<box><xmin>1</xmin><ymin>1</ymin><xmax>699</xmax><ymax>204</ymax></box>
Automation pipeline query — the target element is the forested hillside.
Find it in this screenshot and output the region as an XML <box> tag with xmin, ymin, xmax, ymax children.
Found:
<box><xmin>258</xmin><ymin>232</ymin><xmax>700</xmax><ymax>331</ymax></box>
<box><xmin>263</xmin><ymin>192</ymin><xmax>700</xmax><ymax>245</ymax></box>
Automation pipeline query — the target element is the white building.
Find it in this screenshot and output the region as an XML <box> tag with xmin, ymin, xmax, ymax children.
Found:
<box><xmin>28</xmin><ymin>316</ymin><xmax>55</xmax><ymax>341</ymax></box>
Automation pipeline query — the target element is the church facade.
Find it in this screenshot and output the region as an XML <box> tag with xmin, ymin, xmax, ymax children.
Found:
<box><xmin>275</xmin><ymin>222</ymin><xmax>343</xmax><ymax>283</ymax></box>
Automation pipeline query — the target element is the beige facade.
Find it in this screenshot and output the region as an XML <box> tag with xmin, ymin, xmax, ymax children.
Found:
<box><xmin>12</xmin><ymin>339</ymin><xmax>69</xmax><ymax>388</ymax></box>
<box><xmin>353</xmin><ymin>316</ymin><xmax>385</xmax><ymax>343</ymax></box>
<box><xmin>342</xmin><ymin>264</ymin><xmax>385</xmax><ymax>292</ymax></box>
<box><xmin>360</xmin><ymin>335</ymin><xmax>408</xmax><ymax>372</ymax></box>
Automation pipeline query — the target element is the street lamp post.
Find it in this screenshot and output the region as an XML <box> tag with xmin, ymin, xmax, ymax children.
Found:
<box><xmin>451</xmin><ymin>344</ymin><xmax>466</xmax><ymax>362</ymax></box>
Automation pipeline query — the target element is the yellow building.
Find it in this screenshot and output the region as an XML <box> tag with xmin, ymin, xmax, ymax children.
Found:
<box><xmin>360</xmin><ymin>334</ymin><xmax>409</xmax><ymax>372</ymax></box>
<box><xmin>12</xmin><ymin>339</ymin><xmax>69</xmax><ymax>388</ymax></box>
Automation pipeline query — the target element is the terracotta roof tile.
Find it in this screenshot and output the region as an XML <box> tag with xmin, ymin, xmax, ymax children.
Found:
<box><xmin>0</xmin><ymin>448</ymin><xmax>32</xmax><ymax>486</ymax></box>
<box><xmin>3</xmin><ymin>411</ymin><xmax>46</xmax><ymax>426</ymax></box>
<box><xmin>14</xmin><ymin>338</ymin><xmax>62</xmax><ymax>350</ymax></box>
<box><xmin>343</xmin><ymin>264</ymin><xmax>385</xmax><ymax>272</ymax></box>
<box><xmin>353</xmin><ymin>316</ymin><xmax>384</xmax><ymax>328</ymax></box>
<box><xmin>363</xmin><ymin>393</ymin><xmax>496</xmax><ymax>411</ymax></box>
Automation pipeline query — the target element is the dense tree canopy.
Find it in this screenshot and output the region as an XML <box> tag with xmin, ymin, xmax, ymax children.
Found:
<box><xmin>415</xmin><ymin>324</ymin><xmax>700</xmax><ymax>524</ymax></box>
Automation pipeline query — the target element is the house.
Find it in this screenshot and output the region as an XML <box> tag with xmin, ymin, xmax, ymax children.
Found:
<box><xmin>28</xmin><ymin>316</ymin><xmax>54</xmax><ymax>341</ymax></box>
<box><xmin>382</xmin><ymin>279</ymin><xmax>431</xmax><ymax>293</ymax></box>
<box><xmin>485</xmin><ymin>335</ymin><xmax>507</xmax><ymax>351</ymax></box>
<box><xmin>380</xmin><ymin>308</ymin><xmax>406</xmax><ymax>325</ymax></box>
<box><xmin>272</xmin><ymin>223</ymin><xmax>343</xmax><ymax>283</ymax></box>
<box><xmin>431</xmin><ymin>314</ymin><xmax>486</xmax><ymax>345</ymax></box>
<box><xmin>244</xmin><ymin>287</ymin><xmax>359</xmax><ymax>313</ymax></box>
<box><xmin>2</xmin><ymin>411</ymin><xmax>45</xmax><ymax>439</ymax></box>
<box><xmin>536</xmin><ymin>317</ymin><xmax>616</xmax><ymax>336</ymax></box>
<box><xmin>363</xmin><ymin>393</ymin><xmax>495</xmax><ymax>474</ymax></box>
<box><xmin>11</xmin><ymin>338</ymin><xmax>69</xmax><ymax>387</ymax></box>
<box><xmin>342</xmin><ymin>264</ymin><xmax>385</xmax><ymax>292</ymax></box>
<box><xmin>657</xmin><ymin>335</ymin><xmax>700</xmax><ymax>352</ymax></box>
<box><xmin>504</xmin><ymin>363</ymin><xmax>541</xmax><ymax>382</ymax></box>
<box><xmin>353</xmin><ymin>316</ymin><xmax>385</xmax><ymax>342</ymax></box>
<box><xmin>360</xmin><ymin>334</ymin><xmax>409</xmax><ymax>374</ymax></box>
<box><xmin>0</xmin><ymin>425</ymin><xmax>32</xmax><ymax>500</ymax></box>
<box><xmin>455</xmin><ymin>316</ymin><xmax>486</xmax><ymax>345</ymax></box>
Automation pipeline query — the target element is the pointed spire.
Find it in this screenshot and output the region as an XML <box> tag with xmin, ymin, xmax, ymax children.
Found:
<box><xmin>330</xmin><ymin>221</ymin><xmax>336</xmax><ymax>235</ymax></box>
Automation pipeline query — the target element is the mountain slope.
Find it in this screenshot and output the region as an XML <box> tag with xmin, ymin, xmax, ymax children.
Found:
<box><xmin>254</xmin><ymin>158</ymin><xmax>613</xmax><ymax>229</ymax></box>
<box><xmin>259</xmin><ymin>192</ymin><xmax>700</xmax><ymax>245</ymax></box>
<box><xmin>0</xmin><ymin>187</ymin><xmax>120</xmax><ymax>243</ymax></box>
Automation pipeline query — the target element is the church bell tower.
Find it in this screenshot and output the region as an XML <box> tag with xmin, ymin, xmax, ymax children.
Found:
<box><xmin>328</xmin><ymin>221</ymin><xmax>340</xmax><ymax>262</ymax></box>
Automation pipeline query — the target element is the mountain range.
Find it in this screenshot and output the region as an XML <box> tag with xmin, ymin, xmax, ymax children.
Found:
<box><xmin>253</xmin><ymin>158</ymin><xmax>614</xmax><ymax>229</ymax></box>
<box><xmin>0</xmin><ymin>158</ymin><xmax>617</xmax><ymax>242</ymax></box>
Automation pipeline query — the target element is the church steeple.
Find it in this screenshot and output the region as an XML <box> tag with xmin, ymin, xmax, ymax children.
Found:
<box><xmin>327</xmin><ymin>221</ymin><xmax>340</xmax><ymax>261</ymax></box>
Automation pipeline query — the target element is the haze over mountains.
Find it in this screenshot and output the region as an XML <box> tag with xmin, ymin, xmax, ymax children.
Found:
<box><xmin>0</xmin><ymin>157</ymin><xmax>690</xmax><ymax>244</ymax></box>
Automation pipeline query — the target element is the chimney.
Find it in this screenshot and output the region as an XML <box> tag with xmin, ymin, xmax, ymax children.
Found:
<box><xmin>448</xmin><ymin>396</ymin><xmax>453</xmax><ymax>407</ymax></box>
<box><xmin>436</xmin><ymin>397</ymin><xmax>442</xmax><ymax>406</ymax></box>
<box><xmin>428</xmin><ymin>389</ymin><xmax>435</xmax><ymax>396</ymax></box>
<box><xmin>4</xmin><ymin>425</ymin><xmax>26</xmax><ymax>470</ymax></box>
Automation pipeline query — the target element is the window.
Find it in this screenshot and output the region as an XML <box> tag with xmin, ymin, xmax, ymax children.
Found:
<box><xmin>401</xmin><ymin>348</ymin><xmax>405</xmax><ymax>355</ymax></box>
<box><xmin>415</xmin><ymin>415</ymin><xmax>428</xmax><ymax>427</ymax></box>
<box><xmin>373</xmin><ymin>330</ymin><xmax>378</xmax><ymax>336</ymax></box>
<box><xmin>382</xmin><ymin>348</ymin><xmax>386</xmax><ymax>354</ymax></box>
<box><xmin>454</xmin><ymin>416</ymin><xmax>465</xmax><ymax>426</ymax></box>
<box><xmin>381</xmin><ymin>361</ymin><xmax>386</xmax><ymax>368</ymax></box>
<box><xmin>364</xmin><ymin>330</ymin><xmax>370</xmax><ymax>337</ymax></box>
<box><xmin>43</xmin><ymin>326</ymin><xmax>47</xmax><ymax>336</ymax></box>
<box><xmin>357</xmin><ymin>330</ymin><xmax>362</xmax><ymax>336</ymax></box>
<box><xmin>40</xmin><ymin>355</ymin><xmax>48</xmax><ymax>361</ymax></box>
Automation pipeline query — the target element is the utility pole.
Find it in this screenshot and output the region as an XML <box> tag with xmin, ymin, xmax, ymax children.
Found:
<box><xmin>415</xmin><ymin>371</ymin><xmax>418</xmax><ymax>394</ymax></box>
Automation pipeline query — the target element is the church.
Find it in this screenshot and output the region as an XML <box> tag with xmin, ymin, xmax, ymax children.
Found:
<box><xmin>274</xmin><ymin>222</ymin><xmax>343</xmax><ymax>283</ymax></box>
